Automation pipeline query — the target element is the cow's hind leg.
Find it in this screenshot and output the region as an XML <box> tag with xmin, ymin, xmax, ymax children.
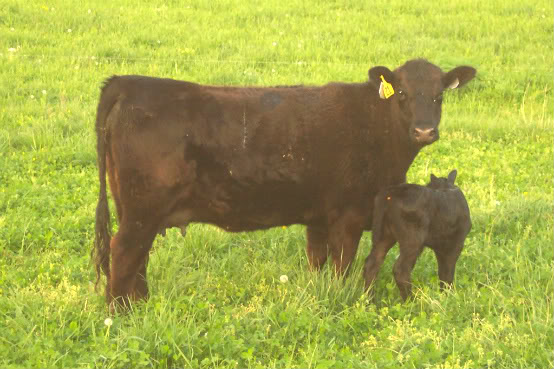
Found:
<box><xmin>134</xmin><ymin>254</ymin><xmax>150</xmax><ymax>300</ymax></box>
<box><xmin>393</xmin><ymin>241</ymin><xmax>424</xmax><ymax>301</ymax></box>
<box><xmin>306</xmin><ymin>225</ymin><xmax>329</xmax><ymax>270</ymax></box>
<box><xmin>108</xmin><ymin>220</ymin><xmax>157</xmax><ymax>311</ymax></box>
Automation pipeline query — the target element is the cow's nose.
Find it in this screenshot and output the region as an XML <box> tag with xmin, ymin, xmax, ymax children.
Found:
<box><xmin>413</xmin><ymin>127</ymin><xmax>437</xmax><ymax>142</ymax></box>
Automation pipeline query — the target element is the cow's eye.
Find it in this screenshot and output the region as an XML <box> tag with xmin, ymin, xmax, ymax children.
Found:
<box><xmin>398</xmin><ymin>90</ymin><xmax>406</xmax><ymax>101</ymax></box>
<box><xmin>433</xmin><ymin>94</ymin><xmax>443</xmax><ymax>103</ymax></box>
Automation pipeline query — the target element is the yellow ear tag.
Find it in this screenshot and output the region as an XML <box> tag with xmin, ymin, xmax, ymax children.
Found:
<box><xmin>379</xmin><ymin>75</ymin><xmax>395</xmax><ymax>99</ymax></box>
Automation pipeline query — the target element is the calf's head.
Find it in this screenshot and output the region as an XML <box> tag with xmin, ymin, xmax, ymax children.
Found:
<box><xmin>427</xmin><ymin>169</ymin><xmax>458</xmax><ymax>190</ymax></box>
<box><xmin>369</xmin><ymin>59</ymin><xmax>476</xmax><ymax>146</ymax></box>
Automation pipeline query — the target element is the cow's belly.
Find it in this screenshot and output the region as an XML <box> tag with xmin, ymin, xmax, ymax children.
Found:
<box><xmin>204</xmin><ymin>186</ymin><xmax>320</xmax><ymax>231</ymax></box>
<box><xmin>158</xmin><ymin>175</ymin><xmax>321</xmax><ymax>234</ymax></box>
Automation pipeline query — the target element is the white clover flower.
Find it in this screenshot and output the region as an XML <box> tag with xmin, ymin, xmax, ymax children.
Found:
<box><xmin>42</xmin><ymin>90</ymin><xmax>47</xmax><ymax>95</ymax></box>
<box><xmin>8</xmin><ymin>48</ymin><xmax>16</xmax><ymax>52</ymax></box>
<box><xmin>67</xmin><ymin>29</ymin><xmax>72</xmax><ymax>33</ymax></box>
<box><xmin>280</xmin><ymin>275</ymin><xmax>288</xmax><ymax>283</ymax></box>
<box><xmin>104</xmin><ymin>318</ymin><xmax>113</xmax><ymax>327</ymax></box>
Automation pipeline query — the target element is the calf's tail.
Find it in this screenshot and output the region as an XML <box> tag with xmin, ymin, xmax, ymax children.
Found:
<box><xmin>92</xmin><ymin>77</ymin><xmax>118</xmax><ymax>291</ymax></box>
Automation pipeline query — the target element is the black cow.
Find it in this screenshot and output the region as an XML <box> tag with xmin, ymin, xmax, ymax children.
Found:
<box><xmin>363</xmin><ymin>170</ymin><xmax>472</xmax><ymax>300</ymax></box>
<box><xmin>92</xmin><ymin>59</ymin><xmax>476</xmax><ymax>308</ymax></box>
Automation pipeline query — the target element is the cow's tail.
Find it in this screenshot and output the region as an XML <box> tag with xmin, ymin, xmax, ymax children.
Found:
<box><xmin>371</xmin><ymin>190</ymin><xmax>388</xmax><ymax>244</ymax></box>
<box><xmin>92</xmin><ymin>76</ymin><xmax>118</xmax><ymax>291</ymax></box>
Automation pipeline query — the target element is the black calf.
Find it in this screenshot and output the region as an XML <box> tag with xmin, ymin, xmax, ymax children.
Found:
<box><xmin>364</xmin><ymin>170</ymin><xmax>471</xmax><ymax>300</ymax></box>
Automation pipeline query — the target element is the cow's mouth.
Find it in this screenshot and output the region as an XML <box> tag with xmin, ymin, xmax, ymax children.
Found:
<box><xmin>411</xmin><ymin>127</ymin><xmax>439</xmax><ymax>146</ymax></box>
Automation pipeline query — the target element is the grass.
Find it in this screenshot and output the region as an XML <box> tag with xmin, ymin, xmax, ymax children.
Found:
<box><xmin>0</xmin><ymin>0</ymin><xmax>553</xmax><ymax>367</ymax></box>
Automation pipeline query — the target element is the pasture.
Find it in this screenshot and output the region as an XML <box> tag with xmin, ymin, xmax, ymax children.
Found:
<box><xmin>0</xmin><ymin>0</ymin><xmax>552</xmax><ymax>367</ymax></box>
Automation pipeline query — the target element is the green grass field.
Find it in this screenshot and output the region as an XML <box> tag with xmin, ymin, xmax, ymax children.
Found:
<box><xmin>1</xmin><ymin>0</ymin><xmax>553</xmax><ymax>368</ymax></box>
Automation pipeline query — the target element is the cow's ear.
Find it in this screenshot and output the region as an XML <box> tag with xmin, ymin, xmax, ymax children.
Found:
<box><xmin>368</xmin><ymin>66</ymin><xmax>396</xmax><ymax>99</ymax></box>
<box><xmin>447</xmin><ymin>170</ymin><xmax>457</xmax><ymax>184</ymax></box>
<box><xmin>443</xmin><ymin>66</ymin><xmax>476</xmax><ymax>90</ymax></box>
<box><xmin>430</xmin><ymin>174</ymin><xmax>438</xmax><ymax>182</ymax></box>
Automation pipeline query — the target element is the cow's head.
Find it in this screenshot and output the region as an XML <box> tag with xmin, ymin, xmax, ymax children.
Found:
<box><xmin>369</xmin><ymin>59</ymin><xmax>476</xmax><ymax>146</ymax></box>
<box><xmin>428</xmin><ymin>169</ymin><xmax>458</xmax><ymax>189</ymax></box>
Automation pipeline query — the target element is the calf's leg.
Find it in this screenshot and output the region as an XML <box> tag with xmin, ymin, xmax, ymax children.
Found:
<box><xmin>393</xmin><ymin>242</ymin><xmax>424</xmax><ymax>300</ymax></box>
<box><xmin>363</xmin><ymin>233</ymin><xmax>396</xmax><ymax>293</ymax></box>
<box><xmin>434</xmin><ymin>241</ymin><xmax>464</xmax><ymax>291</ymax></box>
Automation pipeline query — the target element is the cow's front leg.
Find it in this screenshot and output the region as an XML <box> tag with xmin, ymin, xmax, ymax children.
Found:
<box><xmin>327</xmin><ymin>210</ymin><xmax>366</xmax><ymax>276</ymax></box>
<box><xmin>306</xmin><ymin>225</ymin><xmax>329</xmax><ymax>270</ymax></box>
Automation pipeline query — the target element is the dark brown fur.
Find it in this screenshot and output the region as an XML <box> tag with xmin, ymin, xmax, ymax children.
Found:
<box><xmin>363</xmin><ymin>170</ymin><xmax>472</xmax><ymax>300</ymax></box>
<box><xmin>92</xmin><ymin>59</ymin><xmax>476</xmax><ymax>309</ymax></box>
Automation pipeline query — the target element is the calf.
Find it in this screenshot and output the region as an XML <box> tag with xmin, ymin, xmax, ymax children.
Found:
<box><xmin>363</xmin><ymin>170</ymin><xmax>471</xmax><ymax>300</ymax></box>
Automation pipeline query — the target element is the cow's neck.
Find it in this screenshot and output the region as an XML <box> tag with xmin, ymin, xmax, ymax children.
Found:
<box><xmin>382</xmin><ymin>112</ymin><xmax>420</xmax><ymax>185</ymax></box>
<box><xmin>352</xmin><ymin>83</ymin><xmax>422</xmax><ymax>187</ymax></box>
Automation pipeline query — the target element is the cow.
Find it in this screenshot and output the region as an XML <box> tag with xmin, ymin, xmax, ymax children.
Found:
<box><xmin>363</xmin><ymin>170</ymin><xmax>472</xmax><ymax>300</ymax></box>
<box><xmin>92</xmin><ymin>58</ymin><xmax>476</xmax><ymax>309</ymax></box>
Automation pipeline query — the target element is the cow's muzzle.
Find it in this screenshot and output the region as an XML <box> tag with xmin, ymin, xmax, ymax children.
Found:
<box><xmin>412</xmin><ymin>127</ymin><xmax>439</xmax><ymax>145</ymax></box>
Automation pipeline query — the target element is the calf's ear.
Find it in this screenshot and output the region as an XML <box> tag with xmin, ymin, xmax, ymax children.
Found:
<box><xmin>368</xmin><ymin>66</ymin><xmax>396</xmax><ymax>99</ymax></box>
<box><xmin>443</xmin><ymin>66</ymin><xmax>476</xmax><ymax>90</ymax></box>
<box><xmin>430</xmin><ymin>174</ymin><xmax>438</xmax><ymax>182</ymax></box>
<box><xmin>447</xmin><ymin>170</ymin><xmax>457</xmax><ymax>184</ymax></box>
